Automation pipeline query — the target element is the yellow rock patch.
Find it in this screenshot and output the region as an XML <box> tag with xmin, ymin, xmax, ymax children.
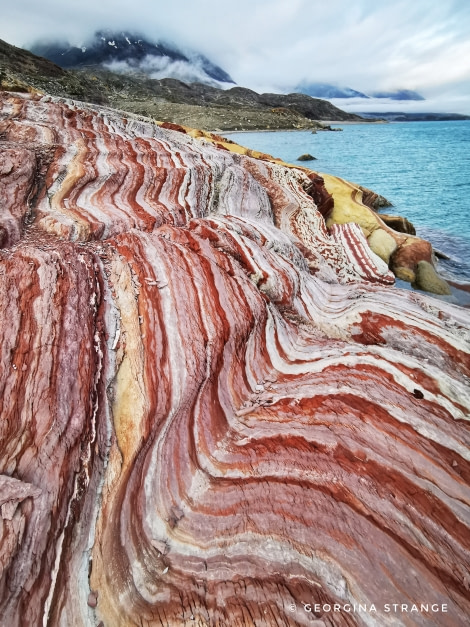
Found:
<box><xmin>322</xmin><ymin>173</ymin><xmax>382</xmax><ymax>234</ymax></box>
<box><xmin>367</xmin><ymin>228</ymin><xmax>397</xmax><ymax>264</ymax></box>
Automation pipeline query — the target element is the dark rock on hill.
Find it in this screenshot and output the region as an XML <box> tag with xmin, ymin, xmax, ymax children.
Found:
<box><xmin>0</xmin><ymin>38</ymin><xmax>107</xmax><ymax>102</ymax></box>
<box><xmin>119</xmin><ymin>81</ymin><xmax>365</xmax><ymax>122</ymax></box>
<box><xmin>91</xmin><ymin>73</ymin><xmax>363</xmax><ymax>129</ymax></box>
<box><xmin>257</xmin><ymin>92</ymin><xmax>364</xmax><ymax>121</ymax></box>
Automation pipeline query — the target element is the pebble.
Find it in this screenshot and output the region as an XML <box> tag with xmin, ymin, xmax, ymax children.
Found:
<box><xmin>87</xmin><ymin>591</ymin><xmax>98</xmax><ymax>608</ymax></box>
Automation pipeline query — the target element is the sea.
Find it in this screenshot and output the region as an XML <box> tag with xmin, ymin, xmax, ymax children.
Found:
<box><xmin>228</xmin><ymin>121</ymin><xmax>470</xmax><ymax>293</ymax></box>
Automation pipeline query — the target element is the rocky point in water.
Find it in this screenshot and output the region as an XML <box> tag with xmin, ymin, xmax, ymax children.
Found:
<box><xmin>0</xmin><ymin>91</ymin><xmax>469</xmax><ymax>626</ymax></box>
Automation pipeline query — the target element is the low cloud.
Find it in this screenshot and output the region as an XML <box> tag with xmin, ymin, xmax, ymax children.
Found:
<box><xmin>329</xmin><ymin>96</ymin><xmax>469</xmax><ymax>115</ymax></box>
<box><xmin>104</xmin><ymin>55</ymin><xmax>230</xmax><ymax>87</ymax></box>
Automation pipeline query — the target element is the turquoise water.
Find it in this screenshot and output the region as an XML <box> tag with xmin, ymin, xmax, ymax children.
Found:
<box><xmin>228</xmin><ymin>121</ymin><xmax>470</xmax><ymax>282</ymax></box>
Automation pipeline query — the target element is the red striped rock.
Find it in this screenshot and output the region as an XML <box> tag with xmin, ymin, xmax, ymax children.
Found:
<box><xmin>1</xmin><ymin>92</ymin><xmax>469</xmax><ymax>626</ymax></box>
<box><xmin>0</xmin><ymin>147</ymin><xmax>36</xmax><ymax>247</ymax></box>
<box><xmin>329</xmin><ymin>222</ymin><xmax>395</xmax><ymax>284</ymax></box>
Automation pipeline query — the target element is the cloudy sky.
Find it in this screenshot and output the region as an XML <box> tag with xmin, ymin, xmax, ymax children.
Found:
<box><xmin>2</xmin><ymin>0</ymin><xmax>470</xmax><ymax>113</ymax></box>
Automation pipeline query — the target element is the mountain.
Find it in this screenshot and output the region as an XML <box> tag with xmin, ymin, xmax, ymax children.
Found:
<box><xmin>358</xmin><ymin>111</ymin><xmax>470</xmax><ymax>121</ymax></box>
<box><xmin>29</xmin><ymin>30</ymin><xmax>235</xmax><ymax>86</ymax></box>
<box><xmin>370</xmin><ymin>89</ymin><xmax>425</xmax><ymax>101</ymax></box>
<box><xmin>296</xmin><ymin>83</ymin><xmax>425</xmax><ymax>101</ymax></box>
<box><xmin>297</xmin><ymin>82</ymin><xmax>369</xmax><ymax>99</ymax></box>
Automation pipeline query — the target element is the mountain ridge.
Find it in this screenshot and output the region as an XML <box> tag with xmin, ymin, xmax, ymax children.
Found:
<box><xmin>297</xmin><ymin>82</ymin><xmax>426</xmax><ymax>101</ymax></box>
<box><xmin>358</xmin><ymin>111</ymin><xmax>470</xmax><ymax>121</ymax></box>
<box><xmin>27</xmin><ymin>30</ymin><xmax>427</xmax><ymax>104</ymax></box>
<box><xmin>30</xmin><ymin>30</ymin><xmax>235</xmax><ymax>86</ymax></box>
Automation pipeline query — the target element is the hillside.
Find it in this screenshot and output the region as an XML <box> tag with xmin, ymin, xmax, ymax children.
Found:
<box><xmin>0</xmin><ymin>37</ymin><xmax>365</xmax><ymax>131</ymax></box>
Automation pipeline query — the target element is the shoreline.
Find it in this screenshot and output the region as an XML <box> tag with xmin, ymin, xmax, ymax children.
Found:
<box><xmin>214</xmin><ymin>127</ymin><xmax>470</xmax><ymax>307</ymax></box>
<box><xmin>220</xmin><ymin>119</ymin><xmax>384</xmax><ymax>134</ymax></box>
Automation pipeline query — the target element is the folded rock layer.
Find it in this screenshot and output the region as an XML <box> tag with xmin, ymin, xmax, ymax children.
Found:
<box><xmin>0</xmin><ymin>93</ymin><xmax>469</xmax><ymax>627</ymax></box>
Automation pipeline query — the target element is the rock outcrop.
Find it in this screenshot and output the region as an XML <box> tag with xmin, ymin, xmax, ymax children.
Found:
<box><xmin>321</xmin><ymin>173</ymin><xmax>450</xmax><ymax>290</ymax></box>
<box><xmin>1</xmin><ymin>93</ymin><xmax>469</xmax><ymax>627</ymax></box>
<box><xmin>356</xmin><ymin>184</ymin><xmax>392</xmax><ymax>210</ymax></box>
<box><xmin>378</xmin><ymin>213</ymin><xmax>416</xmax><ymax>235</ymax></box>
<box><xmin>366</xmin><ymin>227</ymin><xmax>397</xmax><ymax>264</ymax></box>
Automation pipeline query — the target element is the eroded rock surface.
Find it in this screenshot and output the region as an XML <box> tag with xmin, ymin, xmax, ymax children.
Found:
<box><xmin>1</xmin><ymin>93</ymin><xmax>469</xmax><ymax>627</ymax></box>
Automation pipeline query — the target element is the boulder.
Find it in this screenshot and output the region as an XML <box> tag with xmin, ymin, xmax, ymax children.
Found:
<box><xmin>357</xmin><ymin>185</ymin><xmax>392</xmax><ymax>210</ymax></box>
<box><xmin>412</xmin><ymin>261</ymin><xmax>452</xmax><ymax>295</ymax></box>
<box><xmin>297</xmin><ymin>153</ymin><xmax>316</xmax><ymax>161</ymax></box>
<box><xmin>394</xmin><ymin>266</ymin><xmax>416</xmax><ymax>282</ymax></box>
<box><xmin>379</xmin><ymin>214</ymin><xmax>416</xmax><ymax>235</ymax></box>
<box><xmin>390</xmin><ymin>237</ymin><xmax>433</xmax><ymax>281</ymax></box>
<box><xmin>316</xmin><ymin>174</ymin><xmax>441</xmax><ymax>287</ymax></box>
<box><xmin>367</xmin><ymin>228</ymin><xmax>397</xmax><ymax>264</ymax></box>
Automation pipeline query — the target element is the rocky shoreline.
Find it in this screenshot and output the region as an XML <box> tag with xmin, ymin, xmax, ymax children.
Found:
<box><xmin>0</xmin><ymin>45</ymin><xmax>458</xmax><ymax>299</ymax></box>
<box><xmin>212</xmin><ymin>130</ymin><xmax>455</xmax><ymax>298</ymax></box>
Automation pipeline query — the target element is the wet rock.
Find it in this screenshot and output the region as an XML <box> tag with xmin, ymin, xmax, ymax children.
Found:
<box><xmin>379</xmin><ymin>213</ymin><xmax>416</xmax><ymax>235</ymax></box>
<box><xmin>412</xmin><ymin>260</ymin><xmax>452</xmax><ymax>295</ymax></box>
<box><xmin>434</xmin><ymin>248</ymin><xmax>451</xmax><ymax>260</ymax></box>
<box><xmin>390</xmin><ymin>237</ymin><xmax>433</xmax><ymax>281</ymax></box>
<box><xmin>394</xmin><ymin>266</ymin><xmax>416</xmax><ymax>282</ymax></box>
<box><xmin>358</xmin><ymin>185</ymin><xmax>393</xmax><ymax>210</ymax></box>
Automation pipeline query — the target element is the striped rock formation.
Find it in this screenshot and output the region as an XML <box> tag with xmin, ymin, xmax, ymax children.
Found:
<box><xmin>321</xmin><ymin>173</ymin><xmax>436</xmax><ymax>283</ymax></box>
<box><xmin>0</xmin><ymin>92</ymin><xmax>469</xmax><ymax>627</ymax></box>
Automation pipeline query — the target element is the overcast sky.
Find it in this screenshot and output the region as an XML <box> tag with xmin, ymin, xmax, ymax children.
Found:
<box><xmin>2</xmin><ymin>0</ymin><xmax>470</xmax><ymax>112</ymax></box>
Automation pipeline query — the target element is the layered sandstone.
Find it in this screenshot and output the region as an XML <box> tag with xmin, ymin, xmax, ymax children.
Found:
<box><xmin>0</xmin><ymin>93</ymin><xmax>469</xmax><ymax>627</ymax></box>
